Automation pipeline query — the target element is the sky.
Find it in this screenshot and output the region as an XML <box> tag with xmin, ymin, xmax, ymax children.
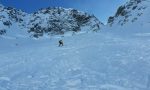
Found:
<box><xmin>0</xmin><ymin>0</ymin><xmax>128</xmax><ymax>24</ymax></box>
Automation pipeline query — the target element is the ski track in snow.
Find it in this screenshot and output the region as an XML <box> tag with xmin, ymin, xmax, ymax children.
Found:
<box><xmin>0</xmin><ymin>32</ymin><xmax>150</xmax><ymax>90</ymax></box>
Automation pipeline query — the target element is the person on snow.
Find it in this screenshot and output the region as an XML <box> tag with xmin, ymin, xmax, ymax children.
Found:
<box><xmin>59</xmin><ymin>40</ymin><xmax>64</xmax><ymax>47</ymax></box>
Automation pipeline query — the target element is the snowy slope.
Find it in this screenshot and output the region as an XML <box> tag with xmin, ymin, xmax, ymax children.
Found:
<box><xmin>106</xmin><ymin>0</ymin><xmax>150</xmax><ymax>34</ymax></box>
<box><xmin>27</xmin><ymin>7</ymin><xmax>102</xmax><ymax>38</ymax></box>
<box><xmin>0</xmin><ymin>0</ymin><xmax>150</xmax><ymax>90</ymax></box>
<box><xmin>0</xmin><ymin>4</ymin><xmax>28</xmax><ymax>38</ymax></box>
<box><xmin>0</xmin><ymin>32</ymin><xmax>150</xmax><ymax>90</ymax></box>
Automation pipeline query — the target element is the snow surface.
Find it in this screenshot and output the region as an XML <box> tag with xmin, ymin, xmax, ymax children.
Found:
<box><xmin>0</xmin><ymin>32</ymin><xmax>150</xmax><ymax>90</ymax></box>
<box><xmin>0</xmin><ymin>0</ymin><xmax>150</xmax><ymax>90</ymax></box>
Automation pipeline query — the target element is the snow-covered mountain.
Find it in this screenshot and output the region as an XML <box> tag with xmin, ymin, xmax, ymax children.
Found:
<box><xmin>107</xmin><ymin>0</ymin><xmax>150</xmax><ymax>33</ymax></box>
<box><xmin>0</xmin><ymin>4</ymin><xmax>102</xmax><ymax>38</ymax></box>
<box><xmin>27</xmin><ymin>7</ymin><xmax>102</xmax><ymax>38</ymax></box>
<box><xmin>0</xmin><ymin>0</ymin><xmax>150</xmax><ymax>90</ymax></box>
<box><xmin>0</xmin><ymin>4</ymin><xmax>28</xmax><ymax>37</ymax></box>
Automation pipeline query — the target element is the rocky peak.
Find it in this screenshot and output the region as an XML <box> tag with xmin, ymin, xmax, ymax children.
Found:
<box><xmin>27</xmin><ymin>7</ymin><xmax>102</xmax><ymax>38</ymax></box>
<box><xmin>108</xmin><ymin>0</ymin><xmax>147</xmax><ymax>26</ymax></box>
<box><xmin>0</xmin><ymin>4</ymin><xmax>103</xmax><ymax>38</ymax></box>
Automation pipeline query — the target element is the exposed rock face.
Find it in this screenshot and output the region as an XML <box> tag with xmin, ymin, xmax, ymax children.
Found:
<box><xmin>108</xmin><ymin>0</ymin><xmax>147</xmax><ymax>26</ymax></box>
<box><xmin>0</xmin><ymin>5</ymin><xmax>103</xmax><ymax>38</ymax></box>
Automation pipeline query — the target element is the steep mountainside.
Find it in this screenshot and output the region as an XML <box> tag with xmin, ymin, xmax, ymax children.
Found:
<box><xmin>0</xmin><ymin>4</ymin><xmax>27</xmax><ymax>37</ymax></box>
<box><xmin>0</xmin><ymin>4</ymin><xmax>103</xmax><ymax>38</ymax></box>
<box><xmin>107</xmin><ymin>0</ymin><xmax>150</xmax><ymax>33</ymax></box>
<box><xmin>27</xmin><ymin>7</ymin><xmax>102</xmax><ymax>38</ymax></box>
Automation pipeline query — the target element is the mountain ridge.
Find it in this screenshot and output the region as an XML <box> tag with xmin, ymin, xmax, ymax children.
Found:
<box><xmin>0</xmin><ymin>4</ymin><xmax>103</xmax><ymax>38</ymax></box>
